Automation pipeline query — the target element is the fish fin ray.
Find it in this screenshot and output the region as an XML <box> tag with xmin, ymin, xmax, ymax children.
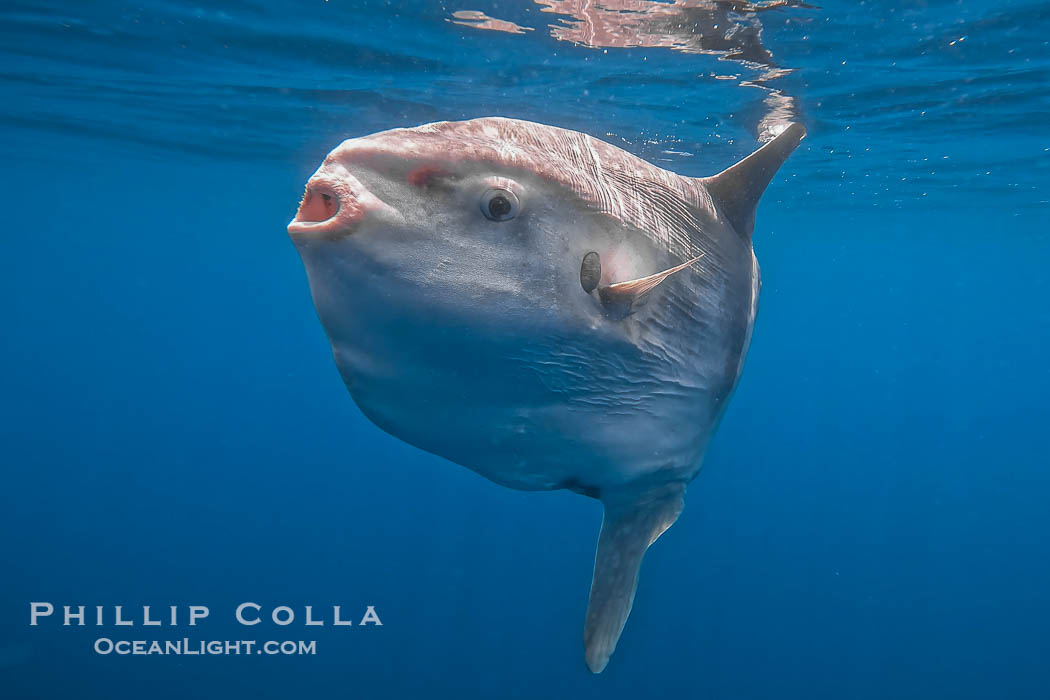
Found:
<box><xmin>584</xmin><ymin>482</ymin><xmax>686</xmax><ymax>673</ymax></box>
<box><xmin>598</xmin><ymin>254</ymin><xmax>703</xmax><ymax>315</ymax></box>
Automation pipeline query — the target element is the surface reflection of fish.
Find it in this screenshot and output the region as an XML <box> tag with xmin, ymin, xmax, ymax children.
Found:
<box><xmin>539</xmin><ymin>0</ymin><xmax>806</xmax><ymax>65</ymax></box>
<box><xmin>288</xmin><ymin>117</ymin><xmax>805</xmax><ymax>672</ymax></box>
<box><xmin>455</xmin><ymin>0</ymin><xmax>809</xmax><ymax>141</ymax></box>
<box><xmin>450</xmin><ymin>10</ymin><xmax>534</xmax><ymax>35</ymax></box>
<box><xmin>539</xmin><ymin>0</ymin><xmax>812</xmax><ymax>140</ymax></box>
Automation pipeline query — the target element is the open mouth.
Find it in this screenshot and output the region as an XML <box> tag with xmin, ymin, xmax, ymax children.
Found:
<box><xmin>288</xmin><ymin>163</ymin><xmax>403</xmax><ymax>238</ymax></box>
<box><xmin>288</xmin><ymin>182</ymin><xmax>343</xmax><ymax>235</ymax></box>
<box><xmin>299</xmin><ymin>188</ymin><xmax>340</xmax><ymax>222</ymax></box>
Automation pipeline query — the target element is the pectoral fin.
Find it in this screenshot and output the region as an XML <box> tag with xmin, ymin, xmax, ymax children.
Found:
<box><xmin>584</xmin><ymin>482</ymin><xmax>686</xmax><ymax>673</ymax></box>
<box><xmin>598</xmin><ymin>255</ymin><xmax>703</xmax><ymax>317</ymax></box>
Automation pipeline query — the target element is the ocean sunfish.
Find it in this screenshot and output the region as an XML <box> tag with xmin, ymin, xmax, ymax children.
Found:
<box><xmin>287</xmin><ymin>117</ymin><xmax>805</xmax><ymax>672</ymax></box>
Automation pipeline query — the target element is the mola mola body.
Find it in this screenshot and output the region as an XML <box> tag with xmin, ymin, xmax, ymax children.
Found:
<box><xmin>287</xmin><ymin>117</ymin><xmax>805</xmax><ymax>672</ymax></box>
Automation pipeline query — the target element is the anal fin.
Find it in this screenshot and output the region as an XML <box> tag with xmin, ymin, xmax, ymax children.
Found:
<box><xmin>584</xmin><ymin>481</ymin><xmax>686</xmax><ymax>673</ymax></box>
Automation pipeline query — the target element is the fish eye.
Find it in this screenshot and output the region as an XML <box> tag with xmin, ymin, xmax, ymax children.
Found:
<box><xmin>480</xmin><ymin>188</ymin><xmax>519</xmax><ymax>222</ymax></box>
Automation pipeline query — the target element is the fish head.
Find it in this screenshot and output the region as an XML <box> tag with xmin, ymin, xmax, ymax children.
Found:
<box><xmin>288</xmin><ymin>119</ymin><xmax>647</xmax><ymax>334</ymax></box>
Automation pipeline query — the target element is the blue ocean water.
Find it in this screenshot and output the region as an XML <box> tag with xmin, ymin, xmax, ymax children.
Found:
<box><xmin>1</xmin><ymin>1</ymin><xmax>1048</xmax><ymax>698</ymax></box>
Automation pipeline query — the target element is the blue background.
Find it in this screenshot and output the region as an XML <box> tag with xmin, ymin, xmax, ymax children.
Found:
<box><xmin>1</xmin><ymin>1</ymin><xmax>1048</xmax><ymax>698</ymax></box>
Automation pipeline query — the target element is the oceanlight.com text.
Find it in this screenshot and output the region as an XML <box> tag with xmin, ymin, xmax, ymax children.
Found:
<box><xmin>93</xmin><ymin>638</ymin><xmax>317</xmax><ymax>656</ymax></box>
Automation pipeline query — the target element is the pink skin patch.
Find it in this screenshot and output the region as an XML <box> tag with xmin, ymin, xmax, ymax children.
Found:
<box><xmin>406</xmin><ymin>164</ymin><xmax>450</xmax><ymax>188</ymax></box>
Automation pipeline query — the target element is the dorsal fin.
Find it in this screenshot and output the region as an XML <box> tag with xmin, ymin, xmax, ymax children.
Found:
<box><xmin>700</xmin><ymin>122</ymin><xmax>806</xmax><ymax>240</ymax></box>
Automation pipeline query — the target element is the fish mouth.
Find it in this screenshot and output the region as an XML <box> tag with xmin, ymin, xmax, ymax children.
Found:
<box><xmin>288</xmin><ymin>166</ymin><xmax>398</xmax><ymax>238</ymax></box>
<box><xmin>287</xmin><ymin>175</ymin><xmax>351</xmax><ymax>237</ymax></box>
<box><xmin>295</xmin><ymin>184</ymin><xmax>340</xmax><ymax>225</ymax></box>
